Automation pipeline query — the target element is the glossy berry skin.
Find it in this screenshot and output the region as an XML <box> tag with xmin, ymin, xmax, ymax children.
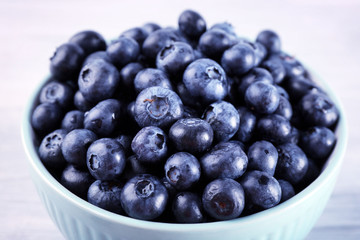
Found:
<box><xmin>120</xmin><ymin>27</ymin><xmax>148</xmax><ymax>46</ymax></box>
<box><xmin>69</xmin><ymin>30</ymin><xmax>106</xmax><ymax>56</ymax></box>
<box><xmin>73</xmin><ymin>91</ymin><xmax>95</xmax><ymax>112</ymax></box>
<box><xmin>299</xmin><ymin>126</ymin><xmax>336</xmax><ymax>160</ymax></box>
<box><xmin>165</xmin><ymin>152</ymin><xmax>200</xmax><ymax>190</ymax></box>
<box><xmin>283</xmin><ymin>76</ymin><xmax>319</xmax><ymax>102</ymax></box>
<box><xmin>221</xmin><ymin>42</ymin><xmax>256</xmax><ymax>76</ymax></box>
<box><xmin>202</xmin><ymin>178</ymin><xmax>245</xmax><ymax>220</ymax></box>
<box><xmin>183</xmin><ymin>58</ymin><xmax>228</xmax><ymax>104</ymax></box>
<box><xmin>257</xmin><ymin>114</ymin><xmax>292</xmax><ymax>145</ymax></box>
<box><xmin>106</xmin><ymin>37</ymin><xmax>140</xmax><ymax>69</ymax></box>
<box><xmin>156</xmin><ymin>42</ymin><xmax>195</xmax><ymax>76</ymax></box>
<box><xmin>120</xmin><ymin>174</ymin><xmax>168</xmax><ymax>220</ymax></box>
<box><xmin>120</xmin><ymin>62</ymin><xmax>144</xmax><ymax>89</ymax></box>
<box><xmin>169</xmin><ymin>118</ymin><xmax>213</xmax><ymax>154</ymax></box>
<box><xmin>83</xmin><ymin>51</ymin><xmax>111</xmax><ymax>66</ymax></box>
<box><xmin>78</xmin><ymin>59</ymin><xmax>120</xmax><ymax>103</ymax></box>
<box><xmin>274</xmin><ymin>96</ymin><xmax>293</xmax><ymax>120</ymax></box>
<box><xmin>275</xmin><ymin>85</ymin><xmax>289</xmax><ymax>100</ymax></box>
<box><xmin>178</xmin><ymin>10</ymin><xmax>206</xmax><ymax>40</ymax></box>
<box><xmin>198</xmin><ymin>29</ymin><xmax>238</xmax><ymax>60</ymax></box>
<box><xmin>134</xmin><ymin>87</ymin><xmax>183</xmax><ymax>128</ymax></box>
<box><xmin>131</xmin><ymin>126</ymin><xmax>168</xmax><ymax>164</ymax></box>
<box><xmin>237</xmin><ymin>67</ymin><xmax>273</xmax><ymax>97</ymax></box>
<box><xmin>278</xmin><ymin>179</ymin><xmax>295</xmax><ymax>203</ymax></box>
<box><xmin>60</xmin><ymin>164</ymin><xmax>94</xmax><ymax>200</ymax></box>
<box><xmin>31</xmin><ymin>102</ymin><xmax>63</xmax><ymax>134</ymax></box>
<box><xmin>240</xmin><ymin>170</ymin><xmax>281</xmax><ymax>209</ymax></box>
<box><xmin>86</xmin><ymin>138</ymin><xmax>126</xmax><ymax>181</ymax></box>
<box><xmin>38</xmin><ymin>129</ymin><xmax>67</xmax><ymax>169</ymax></box>
<box><xmin>256</xmin><ymin>30</ymin><xmax>281</xmax><ymax>54</ymax></box>
<box><xmin>87</xmin><ymin>180</ymin><xmax>124</xmax><ymax>214</ymax></box>
<box><xmin>275</xmin><ymin>143</ymin><xmax>309</xmax><ymax>185</ymax></box>
<box><xmin>210</xmin><ymin>22</ymin><xmax>236</xmax><ymax>36</ymax></box>
<box><xmin>261</xmin><ymin>58</ymin><xmax>286</xmax><ymax>84</ymax></box>
<box><xmin>134</xmin><ymin>68</ymin><xmax>173</xmax><ymax>93</ymax></box>
<box><xmin>245</xmin><ymin>81</ymin><xmax>280</xmax><ymax>114</ymax></box>
<box><xmin>247</xmin><ymin>141</ymin><xmax>278</xmax><ymax>176</ymax></box>
<box><xmin>274</xmin><ymin>53</ymin><xmax>306</xmax><ymax>79</ymax></box>
<box><xmin>200</xmin><ymin>141</ymin><xmax>248</xmax><ymax>180</ymax></box>
<box><xmin>39</xmin><ymin>81</ymin><xmax>74</xmax><ymax>109</ymax></box>
<box><xmin>61</xmin><ymin>129</ymin><xmax>97</xmax><ymax>167</ymax></box>
<box><xmin>299</xmin><ymin>91</ymin><xmax>339</xmax><ymax>128</ymax></box>
<box><xmin>61</xmin><ymin>110</ymin><xmax>84</xmax><ymax>132</ymax></box>
<box><xmin>172</xmin><ymin>192</ymin><xmax>204</xmax><ymax>223</ymax></box>
<box><xmin>236</xmin><ymin>107</ymin><xmax>257</xmax><ymax>143</ymax></box>
<box><xmin>202</xmin><ymin>101</ymin><xmax>240</xmax><ymax>142</ymax></box>
<box><xmin>142</xmin><ymin>22</ymin><xmax>161</xmax><ymax>35</ymax></box>
<box><xmin>114</xmin><ymin>135</ymin><xmax>132</xmax><ymax>156</ymax></box>
<box><xmin>50</xmin><ymin>43</ymin><xmax>85</xmax><ymax>81</ymax></box>
<box><xmin>295</xmin><ymin>159</ymin><xmax>320</xmax><ymax>191</ymax></box>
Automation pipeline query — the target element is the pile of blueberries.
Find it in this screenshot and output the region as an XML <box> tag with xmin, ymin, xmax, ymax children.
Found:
<box><xmin>31</xmin><ymin>10</ymin><xmax>339</xmax><ymax>223</ymax></box>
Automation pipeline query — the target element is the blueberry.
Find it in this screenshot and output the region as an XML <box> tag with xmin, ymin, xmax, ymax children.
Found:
<box><xmin>86</xmin><ymin>138</ymin><xmax>126</xmax><ymax>181</ymax></box>
<box><xmin>183</xmin><ymin>58</ymin><xmax>228</xmax><ymax>104</ymax></box>
<box><xmin>245</xmin><ymin>81</ymin><xmax>280</xmax><ymax>114</ymax></box>
<box><xmin>164</xmin><ymin>152</ymin><xmax>201</xmax><ymax>190</ymax></box>
<box><xmin>288</xmin><ymin>127</ymin><xmax>300</xmax><ymax>145</ymax></box>
<box><xmin>106</xmin><ymin>37</ymin><xmax>140</xmax><ymax>69</ymax></box>
<box><xmin>31</xmin><ymin>102</ymin><xmax>63</xmax><ymax>134</ymax></box>
<box><xmin>84</xmin><ymin>99</ymin><xmax>123</xmax><ymax>137</ymax></box>
<box><xmin>275</xmin><ymin>143</ymin><xmax>309</xmax><ymax>185</ymax></box>
<box><xmin>62</xmin><ymin>129</ymin><xmax>97</xmax><ymax>167</ymax></box>
<box><xmin>295</xmin><ymin>158</ymin><xmax>320</xmax><ymax>191</ymax></box>
<box><xmin>240</xmin><ymin>170</ymin><xmax>281</xmax><ymax>209</ymax></box>
<box><xmin>73</xmin><ymin>90</ymin><xmax>95</xmax><ymax>112</ymax></box>
<box><xmin>261</xmin><ymin>58</ymin><xmax>286</xmax><ymax>84</ymax></box>
<box><xmin>120</xmin><ymin>27</ymin><xmax>148</xmax><ymax>46</ymax></box>
<box><xmin>120</xmin><ymin>174</ymin><xmax>168</xmax><ymax>220</ymax></box>
<box><xmin>69</xmin><ymin>30</ymin><xmax>106</xmax><ymax>56</ymax></box>
<box><xmin>172</xmin><ymin>192</ymin><xmax>204</xmax><ymax>223</ymax></box>
<box><xmin>256</xmin><ymin>114</ymin><xmax>292</xmax><ymax>145</ymax></box>
<box><xmin>60</xmin><ymin>164</ymin><xmax>94</xmax><ymax>200</ymax></box>
<box><xmin>274</xmin><ymin>96</ymin><xmax>293</xmax><ymax>120</ymax></box>
<box><xmin>82</xmin><ymin>51</ymin><xmax>111</xmax><ymax>66</ymax></box>
<box><xmin>178</xmin><ymin>10</ymin><xmax>206</xmax><ymax>40</ymax></box>
<box><xmin>221</xmin><ymin>42</ymin><xmax>255</xmax><ymax>76</ymax></box>
<box><xmin>50</xmin><ymin>43</ymin><xmax>85</xmax><ymax>81</ymax></box>
<box><xmin>273</xmin><ymin>53</ymin><xmax>305</xmax><ymax>78</ymax></box>
<box><xmin>87</xmin><ymin>180</ymin><xmax>124</xmax><ymax>214</ymax></box>
<box><xmin>39</xmin><ymin>81</ymin><xmax>74</xmax><ymax>109</ymax></box>
<box><xmin>299</xmin><ymin>126</ymin><xmax>336</xmax><ymax>160</ymax></box>
<box><xmin>198</xmin><ymin>29</ymin><xmax>238</xmax><ymax>60</ymax></box>
<box><xmin>78</xmin><ymin>59</ymin><xmax>120</xmax><ymax>103</ymax></box>
<box><xmin>131</xmin><ymin>126</ymin><xmax>168</xmax><ymax>164</ymax></box>
<box><xmin>202</xmin><ymin>178</ymin><xmax>245</xmax><ymax>220</ymax></box>
<box><xmin>134</xmin><ymin>86</ymin><xmax>183</xmax><ymax>128</ymax></box>
<box><xmin>202</xmin><ymin>101</ymin><xmax>240</xmax><ymax>142</ymax></box>
<box><xmin>120</xmin><ymin>62</ymin><xmax>144</xmax><ymax>89</ymax></box>
<box><xmin>182</xmin><ymin>106</ymin><xmax>200</xmax><ymax>119</ymax></box>
<box><xmin>210</xmin><ymin>22</ymin><xmax>237</xmax><ymax>36</ymax></box>
<box><xmin>169</xmin><ymin>118</ymin><xmax>213</xmax><ymax>154</ymax></box>
<box><xmin>156</xmin><ymin>42</ymin><xmax>195</xmax><ymax>76</ymax></box>
<box><xmin>278</xmin><ymin>180</ymin><xmax>295</xmax><ymax>203</ymax></box>
<box><xmin>282</xmin><ymin>76</ymin><xmax>319</xmax><ymax>102</ymax></box>
<box><xmin>176</xmin><ymin>82</ymin><xmax>201</xmax><ymax>108</ymax></box>
<box><xmin>127</xmin><ymin>155</ymin><xmax>150</xmax><ymax>175</ymax></box>
<box><xmin>142</xmin><ymin>22</ymin><xmax>161</xmax><ymax>35</ymax></box>
<box><xmin>237</xmin><ymin>67</ymin><xmax>273</xmax><ymax>97</ymax></box>
<box><xmin>161</xmin><ymin>177</ymin><xmax>177</xmax><ymax>199</ymax></box>
<box><xmin>114</xmin><ymin>135</ymin><xmax>132</xmax><ymax>156</ymax></box>
<box><xmin>200</xmin><ymin>141</ymin><xmax>247</xmax><ymax>179</ymax></box>
<box><xmin>274</xmin><ymin>85</ymin><xmax>289</xmax><ymax>99</ymax></box>
<box><xmin>61</xmin><ymin>110</ymin><xmax>84</xmax><ymax>132</ymax></box>
<box><xmin>235</xmin><ymin>107</ymin><xmax>257</xmax><ymax>143</ymax></box>
<box><xmin>142</xmin><ymin>28</ymin><xmax>181</xmax><ymax>62</ymax></box>
<box><xmin>38</xmin><ymin>129</ymin><xmax>67</xmax><ymax>169</ymax></box>
<box><xmin>256</xmin><ymin>30</ymin><xmax>281</xmax><ymax>54</ymax></box>
<box><xmin>247</xmin><ymin>141</ymin><xmax>278</xmax><ymax>176</ymax></box>
<box><xmin>238</xmin><ymin>40</ymin><xmax>267</xmax><ymax>67</ymax></box>
<box><xmin>134</xmin><ymin>68</ymin><xmax>173</xmax><ymax>93</ymax></box>
<box><xmin>299</xmin><ymin>91</ymin><xmax>339</xmax><ymax>128</ymax></box>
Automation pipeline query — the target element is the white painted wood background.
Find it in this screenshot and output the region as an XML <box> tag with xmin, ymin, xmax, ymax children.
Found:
<box><xmin>1</xmin><ymin>0</ymin><xmax>359</xmax><ymax>239</ymax></box>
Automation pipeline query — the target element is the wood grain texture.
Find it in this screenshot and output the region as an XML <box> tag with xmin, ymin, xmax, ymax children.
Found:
<box><xmin>1</xmin><ymin>0</ymin><xmax>359</xmax><ymax>239</ymax></box>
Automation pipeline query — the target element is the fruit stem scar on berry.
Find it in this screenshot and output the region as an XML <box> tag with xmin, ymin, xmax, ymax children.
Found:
<box><xmin>143</xmin><ymin>98</ymin><xmax>154</xmax><ymax>103</ymax></box>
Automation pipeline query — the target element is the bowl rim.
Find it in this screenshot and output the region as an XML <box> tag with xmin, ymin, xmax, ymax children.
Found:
<box><xmin>21</xmin><ymin>70</ymin><xmax>348</xmax><ymax>232</ymax></box>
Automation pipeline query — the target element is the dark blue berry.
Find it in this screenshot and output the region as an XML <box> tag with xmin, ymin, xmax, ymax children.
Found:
<box><xmin>142</xmin><ymin>23</ymin><xmax>161</xmax><ymax>35</ymax></box>
<box><xmin>202</xmin><ymin>101</ymin><xmax>239</xmax><ymax>142</ymax></box>
<box><xmin>257</xmin><ymin>114</ymin><xmax>292</xmax><ymax>145</ymax></box>
<box><xmin>120</xmin><ymin>27</ymin><xmax>148</xmax><ymax>46</ymax></box>
<box><xmin>283</xmin><ymin>76</ymin><xmax>319</xmax><ymax>102</ymax></box>
<box><xmin>200</xmin><ymin>141</ymin><xmax>247</xmax><ymax>179</ymax></box>
<box><xmin>83</xmin><ymin>51</ymin><xmax>111</xmax><ymax>66</ymax></box>
<box><xmin>245</xmin><ymin>81</ymin><xmax>280</xmax><ymax>114</ymax></box>
<box><xmin>120</xmin><ymin>62</ymin><xmax>144</xmax><ymax>89</ymax></box>
<box><xmin>61</xmin><ymin>110</ymin><xmax>84</xmax><ymax>132</ymax></box>
<box><xmin>114</xmin><ymin>135</ymin><xmax>132</xmax><ymax>155</ymax></box>
<box><xmin>183</xmin><ymin>58</ymin><xmax>228</xmax><ymax>104</ymax></box>
<box><xmin>238</xmin><ymin>40</ymin><xmax>267</xmax><ymax>67</ymax></box>
<box><xmin>202</xmin><ymin>178</ymin><xmax>245</xmax><ymax>220</ymax></box>
<box><xmin>256</xmin><ymin>30</ymin><xmax>281</xmax><ymax>54</ymax></box>
<box><xmin>86</xmin><ymin>138</ymin><xmax>126</xmax><ymax>181</ymax></box>
<box><xmin>38</xmin><ymin>129</ymin><xmax>67</xmax><ymax>169</ymax></box>
<box><xmin>134</xmin><ymin>86</ymin><xmax>183</xmax><ymax>128</ymax></box>
<box><xmin>235</xmin><ymin>107</ymin><xmax>257</xmax><ymax>143</ymax></box>
<box><xmin>134</xmin><ymin>68</ymin><xmax>173</xmax><ymax>93</ymax></box>
<box><xmin>210</xmin><ymin>22</ymin><xmax>236</xmax><ymax>36</ymax></box>
<box><xmin>275</xmin><ymin>85</ymin><xmax>289</xmax><ymax>99</ymax></box>
<box><xmin>131</xmin><ymin>126</ymin><xmax>168</xmax><ymax>164</ymax></box>
<box><xmin>69</xmin><ymin>30</ymin><xmax>106</xmax><ymax>56</ymax></box>
<box><xmin>62</xmin><ymin>129</ymin><xmax>97</xmax><ymax>167</ymax></box>
<box><xmin>274</xmin><ymin>96</ymin><xmax>293</xmax><ymax>120</ymax></box>
<box><xmin>31</xmin><ymin>102</ymin><xmax>63</xmax><ymax>134</ymax></box>
<box><xmin>78</xmin><ymin>59</ymin><xmax>120</xmax><ymax>103</ymax></box>
<box><xmin>278</xmin><ymin>180</ymin><xmax>295</xmax><ymax>203</ymax></box>
<box><xmin>73</xmin><ymin>90</ymin><xmax>95</xmax><ymax>112</ymax></box>
<box><xmin>221</xmin><ymin>42</ymin><xmax>255</xmax><ymax>76</ymax></box>
<box><xmin>87</xmin><ymin>180</ymin><xmax>124</xmax><ymax>214</ymax></box>
<box><xmin>247</xmin><ymin>141</ymin><xmax>278</xmax><ymax>176</ymax></box>
<box><xmin>172</xmin><ymin>192</ymin><xmax>204</xmax><ymax>223</ymax></box>
<box><xmin>120</xmin><ymin>174</ymin><xmax>168</xmax><ymax>220</ymax></box>
<box><xmin>237</xmin><ymin>67</ymin><xmax>273</xmax><ymax>97</ymax></box>
<box><xmin>261</xmin><ymin>58</ymin><xmax>286</xmax><ymax>84</ymax></box>
<box><xmin>178</xmin><ymin>10</ymin><xmax>206</xmax><ymax>40</ymax></box>
<box><xmin>39</xmin><ymin>81</ymin><xmax>74</xmax><ymax>109</ymax></box>
<box><xmin>169</xmin><ymin>118</ymin><xmax>213</xmax><ymax>153</ymax></box>
<box><xmin>273</xmin><ymin>53</ymin><xmax>305</xmax><ymax>78</ymax></box>
<box><xmin>106</xmin><ymin>37</ymin><xmax>140</xmax><ymax>69</ymax></box>
<box><xmin>295</xmin><ymin>159</ymin><xmax>320</xmax><ymax>191</ymax></box>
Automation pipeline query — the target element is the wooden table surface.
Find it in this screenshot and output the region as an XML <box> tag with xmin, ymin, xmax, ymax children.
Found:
<box><xmin>1</xmin><ymin>0</ymin><xmax>360</xmax><ymax>239</ymax></box>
